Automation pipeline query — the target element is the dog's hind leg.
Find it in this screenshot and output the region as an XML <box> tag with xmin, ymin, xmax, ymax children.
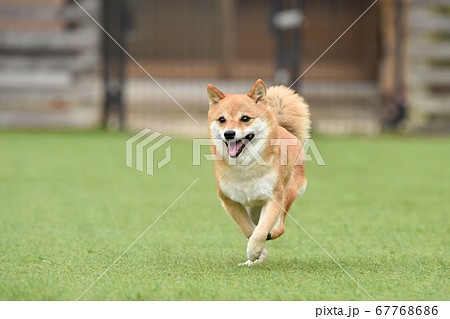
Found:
<box><xmin>269</xmin><ymin>213</ymin><xmax>287</xmax><ymax>240</ymax></box>
<box><xmin>269</xmin><ymin>187</ymin><xmax>296</xmax><ymax>239</ymax></box>
<box><xmin>270</xmin><ymin>179</ymin><xmax>307</xmax><ymax>239</ymax></box>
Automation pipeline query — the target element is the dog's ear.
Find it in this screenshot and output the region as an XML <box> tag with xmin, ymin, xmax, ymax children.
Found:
<box><xmin>207</xmin><ymin>84</ymin><xmax>225</xmax><ymax>105</ymax></box>
<box><xmin>248</xmin><ymin>79</ymin><xmax>267</xmax><ymax>103</ymax></box>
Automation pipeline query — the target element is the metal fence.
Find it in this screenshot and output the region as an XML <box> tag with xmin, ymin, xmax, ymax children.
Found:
<box><xmin>120</xmin><ymin>0</ymin><xmax>381</xmax><ymax>135</ymax></box>
<box><xmin>1</xmin><ymin>0</ymin><xmax>448</xmax><ymax>134</ymax></box>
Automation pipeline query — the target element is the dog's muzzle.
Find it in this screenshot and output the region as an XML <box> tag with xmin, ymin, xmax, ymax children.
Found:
<box><xmin>224</xmin><ymin>134</ymin><xmax>255</xmax><ymax>158</ymax></box>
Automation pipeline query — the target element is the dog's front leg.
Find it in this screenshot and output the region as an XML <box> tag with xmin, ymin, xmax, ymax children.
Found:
<box><xmin>246</xmin><ymin>199</ymin><xmax>282</xmax><ymax>262</ymax></box>
<box><xmin>219</xmin><ymin>193</ymin><xmax>256</xmax><ymax>239</ymax></box>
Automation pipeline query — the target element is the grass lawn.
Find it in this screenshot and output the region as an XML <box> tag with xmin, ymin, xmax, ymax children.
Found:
<box><xmin>0</xmin><ymin>131</ymin><xmax>448</xmax><ymax>300</ymax></box>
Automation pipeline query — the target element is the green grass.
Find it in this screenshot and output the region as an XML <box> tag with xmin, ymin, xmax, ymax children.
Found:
<box><xmin>0</xmin><ymin>131</ymin><xmax>448</xmax><ymax>300</ymax></box>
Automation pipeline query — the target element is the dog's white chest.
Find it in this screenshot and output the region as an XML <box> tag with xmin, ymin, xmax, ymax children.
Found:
<box><xmin>219</xmin><ymin>169</ymin><xmax>278</xmax><ymax>206</ymax></box>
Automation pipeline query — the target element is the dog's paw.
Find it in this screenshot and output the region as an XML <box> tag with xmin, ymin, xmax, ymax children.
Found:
<box><xmin>239</xmin><ymin>248</ymin><xmax>267</xmax><ymax>267</ymax></box>
<box><xmin>247</xmin><ymin>238</ymin><xmax>266</xmax><ymax>261</ymax></box>
<box><xmin>238</xmin><ymin>259</ymin><xmax>264</xmax><ymax>267</ymax></box>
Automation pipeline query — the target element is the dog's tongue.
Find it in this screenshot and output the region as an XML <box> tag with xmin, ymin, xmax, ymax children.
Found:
<box><xmin>227</xmin><ymin>140</ymin><xmax>243</xmax><ymax>157</ymax></box>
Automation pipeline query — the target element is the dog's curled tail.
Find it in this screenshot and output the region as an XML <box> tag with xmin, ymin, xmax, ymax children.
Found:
<box><xmin>266</xmin><ymin>85</ymin><xmax>311</xmax><ymax>143</ymax></box>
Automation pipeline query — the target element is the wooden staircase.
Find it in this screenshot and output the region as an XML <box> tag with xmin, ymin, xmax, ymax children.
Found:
<box><xmin>408</xmin><ymin>0</ymin><xmax>450</xmax><ymax>132</ymax></box>
<box><xmin>0</xmin><ymin>0</ymin><xmax>101</xmax><ymax>128</ymax></box>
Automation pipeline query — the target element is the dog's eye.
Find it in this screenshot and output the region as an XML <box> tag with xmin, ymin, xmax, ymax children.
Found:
<box><xmin>241</xmin><ymin>115</ymin><xmax>251</xmax><ymax>122</ymax></box>
<box><xmin>218</xmin><ymin>117</ymin><xmax>226</xmax><ymax>123</ymax></box>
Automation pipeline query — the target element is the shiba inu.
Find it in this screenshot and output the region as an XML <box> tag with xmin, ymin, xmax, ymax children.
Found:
<box><xmin>207</xmin><ymin>79</ymin><xmax>311</xmax><ymax>266</ymax></box>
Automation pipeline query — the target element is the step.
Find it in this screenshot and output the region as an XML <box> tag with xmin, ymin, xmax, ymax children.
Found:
<box><xmin>410</xmin><ymin>40</ymin><xmax>450</xmax><ymax>60</ymax></box>
<box><xmin>0</xmin><ymin>28</ymin><xmax>99</xmax><ymax>51</ymax></box>
<box><xmin>0</xmin><ymin>108</ymin><xmax>98</xmax><ymax>129</ymax></box>
<box><xmin>0</xmin><ymin>1</ymin><xmax>99</xmax><ymax>22</ymax></box>
<box><xmin>0</xmin><ymin>53</ymin><xmax>98</xmax><ymax>73</ymax></box>
<box><xmin>0</xmin><ymin>70</ymin><xmax>72</xmax><ymax>89</ymax></box>
<box><xmin>411</xmin><ymin>0</ymin><xmax>450</xmax><ymax>7</ymax></box>
<box><xmin>410</xmin><ymin>94</ymin><xmax>450</xmax><ymax>114</ymax></box>
<box><xmin>410</xmin><ymin>67</ymin><xmax>450</xmax><ymax>86</ymax></box>
<box><xmin>0</xmin><ymin>0</ymin><xmax>65</xmax><ymax>6</ymax></box>
<box><xmin>410</xmin><ymin>8</ymin><xmax>450</xmax><ymax>33</ymax></box>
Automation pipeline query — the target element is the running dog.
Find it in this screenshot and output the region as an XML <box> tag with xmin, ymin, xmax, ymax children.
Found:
<box><xmin>207</xmin><ymin>79</ymin><xmax>310</xmax><ymax>265</ymax></box>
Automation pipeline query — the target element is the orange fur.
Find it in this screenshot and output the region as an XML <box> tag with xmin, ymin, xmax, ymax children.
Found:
<box><xmin>266</xmin><ymin>85</ymin><xmax>311</xmax><ymax>143</ymax></box>
<box><xmin>207</xmin><ymin>79</ymin><xmax>310</xmax><ymax>265</ymax></box>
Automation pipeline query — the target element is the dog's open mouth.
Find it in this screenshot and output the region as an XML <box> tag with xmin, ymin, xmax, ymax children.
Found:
<box><xmin>225</xmin><ymin>134</ymin><xmax>254</xmax><ymax>158</ymax></box>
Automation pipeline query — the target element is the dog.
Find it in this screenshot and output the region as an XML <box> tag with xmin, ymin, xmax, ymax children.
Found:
<box><xmin>207</xmin><ymin>79</ymin><xmax>311</xmax><ymax>266</ymax></box>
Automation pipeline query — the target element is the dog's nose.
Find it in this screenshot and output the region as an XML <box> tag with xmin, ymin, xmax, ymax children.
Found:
<box><xmin>224</xmin><ymin>130</ymin><xmax>236</xmax><ymax>140</ymax></box>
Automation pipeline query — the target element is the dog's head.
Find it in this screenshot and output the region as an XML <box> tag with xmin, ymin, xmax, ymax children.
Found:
<box><xmin>207</xmin><ymin>79</ymin><xmax>272</xmax><ymax>164</ymax></box>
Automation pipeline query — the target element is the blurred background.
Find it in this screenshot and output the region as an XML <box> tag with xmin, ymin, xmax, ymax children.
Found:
<box><xmin>0</xmin><ymin>0</ymin><xmax>449</xmax><ymax>136</ymax></box>
<box><xmin>1</xmin><ymin>1</ymin><xmax>449</xmax><ymax>301</ymax></box>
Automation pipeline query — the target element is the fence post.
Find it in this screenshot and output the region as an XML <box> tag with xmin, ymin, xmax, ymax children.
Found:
<box><xmin>379</xmin><ymin>0</ymin><xmax>407</xmax><ymax>129</ymax></box>
<box><xmin>272</xmin><ymin>0</ymin><xmax>304</xmax><ymax>92</ymax></box>
<box><xmin>101</xmin><ymin>0</ymin><xmax>127</xmax><ymax>130</ymax></box>
<box><xmin>219</xmin><ymin>0</ymin><xmax>237</xmax><ymax>78</ymax></box>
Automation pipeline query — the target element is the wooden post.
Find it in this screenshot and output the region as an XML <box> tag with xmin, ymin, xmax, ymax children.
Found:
<box><xmin>219</xmin><ymin>0</ymin><xmax>237</xmax><ymax>78</ymax></box>
<box><xmin>379</xmin><ymin>0</ymin><xmax>408</xmax><ymax>128</ymax></box>
<box><xmin>379</xmin><ymin>0</ymin><xmax>396</xmax><ymax>100</ymax></box>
